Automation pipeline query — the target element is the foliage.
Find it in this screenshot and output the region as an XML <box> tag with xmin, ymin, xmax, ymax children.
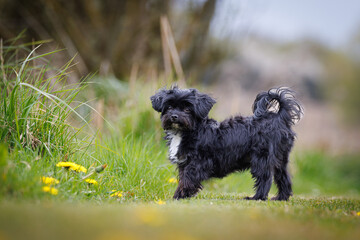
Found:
<box><xmin>0</xmin><ymin>0</ymin><xmax>226</xmax><ymax>83</ymax></box>
<box><xmin>323</xmin><ymin>50</ymin><xmax>360</xmax><ymax>124</ymax></box>
<box><xmin>302</xmin><ymin>39</ymin><xmax>360</xmax><ymax>124</ymax></box>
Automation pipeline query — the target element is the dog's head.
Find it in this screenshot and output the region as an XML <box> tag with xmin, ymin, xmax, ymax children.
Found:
<box><xmin>150</xmin><ymin>86</ymin><xmax>216</xmax><ymax>131</ymax></box>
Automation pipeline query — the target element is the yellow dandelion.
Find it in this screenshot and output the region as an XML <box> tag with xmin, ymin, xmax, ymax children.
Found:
<box><xmin>168</xmin><ymin>177</ymin><xmax>178</xmax><ymax>184</ymax></box>
<box><xmin>56</xmin><ymin>161</ymin><xmax>87</xmax><ymax>173</ymax></box>
<box><xmin>110</xmin><ymin>190</ymin><xmax>123</xmax><ymax>197</ymax></box>
<box><xmin>84</xmin><ymin>179</ymin><xmax>98</xmax><ymax>185</ymax></box>
<box><xmin>41</xmin><ymin>176</ymin><xmax>59</xmax><ymax>185</ymax></box>
<box><xmin>357</xmin><ymin>212</ymin><xmax>360</xmax><ymax>216</ymax></box>
<box><xmin>155</xmin><ymin>199</ymin><xmax>166</xmax><ymax>205</ymax></box>
<box><xmin>42</xmin><ymin>186</ymin><xmax>58</xmax><ymax>195</ymax></box>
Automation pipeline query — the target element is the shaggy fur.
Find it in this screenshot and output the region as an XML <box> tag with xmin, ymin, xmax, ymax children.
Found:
<box><xmin>150</xmin><ymin>86</ymin><xmax>303</xmax><ymax>201</ymax></box>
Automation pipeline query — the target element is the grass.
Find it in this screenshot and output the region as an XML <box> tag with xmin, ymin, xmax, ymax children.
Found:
<box><xmin>0</xmin><ymin>42</ymin><xmax>360</xmax><ymax>239</ymax></box>
<box><xmin>0</xmin><ymin>42</ymin><xmax>91</xmax><ymax>158</ymax></box>
<box><xmin>0</xmin><ymin>197</ymin><xmax>359</xmax><ymax>240</ymax></box>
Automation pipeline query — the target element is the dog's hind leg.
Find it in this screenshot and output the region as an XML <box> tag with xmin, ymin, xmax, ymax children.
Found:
<box><xmin>271</xmin><ymin>153</ymin><xmax>292</xmax><ymax>201</ymax></box>
<box><xmin>245</xmin><ymin>155</ymin><xmax>273</xmax><ymax>201</ymax></box>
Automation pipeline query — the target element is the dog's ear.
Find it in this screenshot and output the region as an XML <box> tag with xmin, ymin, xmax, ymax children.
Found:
<box><xmin>150</xmin><ymin>88</ymin><xmax>167</xmax><ymax>112</ymax></box>
<box><xmin>192</xmin><ymin>89</ymin><xmax>216</xmax><ymax>119</ymax></box>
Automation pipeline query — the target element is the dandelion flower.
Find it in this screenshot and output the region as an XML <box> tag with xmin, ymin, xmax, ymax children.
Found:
<box><xmin>168</xmin><ymin>177</ymin><xmax>178</xmax><ymax>184</ymax></box>
<box><xmin>41</xmin><ymin>176</ymin><xmax>59</xmax><ymax>185</ymax></box>
<box><xmin>110</xmin><ymin>190</ymin><xmax>123</xmax><ymax>198</ymax></box>
<box><xmin>155</xmin><ymin>199</ymin><xmax>166</xmax><ymax>205</ymax></box>
<box><xmin>56</xmin><ymin>161</ymin><xmax>87</xmax><ymax>173</ymax></box>
<box><xmin>84</xmin><ymin>179</ymin><xmax>98</xmax><ymax>185</ymax></box>
<box><xmin>42</xmin><ymin>186</ymin><xmax>58</xmax><ymax>195</ymax></box>
<box><xmin>357</xmin><ymin>212</ymin><xmax>360</xmax><ymax>216</ymax></box>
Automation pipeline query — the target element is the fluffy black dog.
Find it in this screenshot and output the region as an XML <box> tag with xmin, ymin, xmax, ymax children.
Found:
<box><xmin>151</xmin><ymin>86</ymin><xmax>303</xmax><ymax>201</ymax></box>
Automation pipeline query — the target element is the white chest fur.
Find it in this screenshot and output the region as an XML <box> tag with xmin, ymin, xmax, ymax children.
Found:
<box><xmin>167</xmin><ymin>132</ymin><xmax>182</xmax><ymax>164</ymax></box>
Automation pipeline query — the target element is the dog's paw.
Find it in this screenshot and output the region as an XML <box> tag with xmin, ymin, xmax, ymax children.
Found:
<box><xmin>173</xmin><ymin>192</ymin><xmax>191</xmax><ymax>200</ymax></box>
<box><xmin>173</xmin><ymin>194</ymin><xmax>185</xmax><ymax>200</ymax></box>
<box><xmin>173</xmin><ymin>191</ymin><xmax>183</xmax><ymax>200</ymax></box>
<box><xmin>173</xmin><ymin>189</ymin><xmax>189</xmax><ymax>200</ymax></box>
<box><xmin>174</xmin><ymin>188</ymin><xmax>199</xmax><ymax>200</ymax></box>
<box><xmin>271</xmin><ymin>195</ymin><xmax>290</xmax><ymax>201</ymax></box>
<box><xmin>243</xmin><ymin>196</ymin><xmax>267</xmax><ymax>201</ymax></box>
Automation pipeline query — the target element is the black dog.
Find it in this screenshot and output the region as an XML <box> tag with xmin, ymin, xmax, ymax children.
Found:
<box><xmin>151</xmin><ymin>86</ymin><xmax>303</xmax><ymax>201</ymax></box>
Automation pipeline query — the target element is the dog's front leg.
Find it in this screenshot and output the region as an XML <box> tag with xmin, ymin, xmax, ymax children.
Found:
<box><xmin>173</xmin><ymin>164</ymin><xmax>203</xmax><ymax>200</ymax></box>
<box><xmin>173</xmin><ymin>179</ymin><xmax>202</xmax><ymax>199</ymax></box>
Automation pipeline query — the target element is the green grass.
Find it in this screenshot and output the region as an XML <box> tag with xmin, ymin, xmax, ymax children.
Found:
<box><xmin>0</xmin><ymin>197</ymin><xmax>359</xmax><ymax>240</ymax></box>
<box><xmin>0</xmin><ymin>42</ymin><xmax>91</xmax><ymax>158</ymax></box>
<box><xmin>1</xmin><ymin>42</ymin><xmax>360</xmax><ymax>239</ymax></box>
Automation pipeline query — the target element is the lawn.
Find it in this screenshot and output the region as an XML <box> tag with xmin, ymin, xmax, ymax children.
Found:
<box><xmin>0</xmin><ymin>43</ymin><xmax>359</xmax><ymax>240</ymax></box>
<box><xmin>0</xmin><ymin>196</ymin><xmax>359</xmax><ymax>240</ymax></box>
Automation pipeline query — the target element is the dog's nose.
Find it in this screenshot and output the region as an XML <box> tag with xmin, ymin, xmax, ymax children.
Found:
<box><xmin>171</xmin><ymin>114</ymin><xmax>178</xmax><ymax>121</ymax></box>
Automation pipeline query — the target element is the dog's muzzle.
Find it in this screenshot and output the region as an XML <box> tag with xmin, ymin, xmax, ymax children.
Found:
<box><xmin>162</xmin><ymin>111</ymin><xmax>193</xmax><ymax>131</ymax></box>
<box><xmin>171</xmin><ymin>114</ymin><xmax>178</xmax><ymax>122</ymax></box>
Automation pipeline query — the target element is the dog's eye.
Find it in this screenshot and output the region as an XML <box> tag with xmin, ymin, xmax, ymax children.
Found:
<box><xmin>184</xmin><ymin>108</ymin><xmax>191</xmax><ymax>113</ymax></box>
<box><xmin>167</xmin><ymin>106</ymin><xmax>173</xmax><ymax>110</ymax></box>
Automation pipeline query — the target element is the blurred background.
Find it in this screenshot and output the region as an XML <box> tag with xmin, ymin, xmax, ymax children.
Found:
<box><xmin>1</xmin><ymin>0</ymin><xmax>360</xmax><ymax>154</ymax></box>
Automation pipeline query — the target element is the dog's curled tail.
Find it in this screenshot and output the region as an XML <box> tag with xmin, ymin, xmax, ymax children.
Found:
<box><xmin>252</xmin><ymin>87</ymin><xmax>303</xmax><ymax>125</ymax></box>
